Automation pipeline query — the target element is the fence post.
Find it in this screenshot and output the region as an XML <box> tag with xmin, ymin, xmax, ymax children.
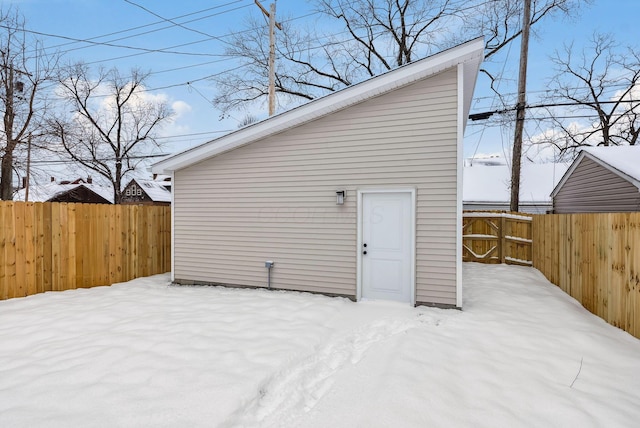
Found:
<box><xmin>500</xmin><ymin>215</ymin><xmax>506</xmax><ymax>263</ymax></box>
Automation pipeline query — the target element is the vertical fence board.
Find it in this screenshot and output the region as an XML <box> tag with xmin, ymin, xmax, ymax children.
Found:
<box><xmin>34</xmin><ymin>203</ymin><xmax>45</xmax><ymax>294</ymax></box>
<box><xmin>120</xmin><ymin>206</ymin><xmax>130</xmax><ymax>282</ymax></box>
<box><xmin>129</xmin><ymin>206</ymin><xmax>138</xmax><ymax>279</ymax></box>
<box><xmin>99</xmin><ymin>204</ymin><xmax>110</xmax><ymax>286</ymax></box>
<box><xmin>609</xmin><ymin>213</ymin><xmax>627</xmax><ymax>329</ymax></box>
<box><xmin>42</xmin><ymin>203</ymin><xmax>53</xmax><ymax>293</ymax></box>
<box><xmin>0</xmin><ymin>203</ymin><xmax>8</xmax><ymax>300</ymax></box>
<box><xmin>13</xmin><ymin>202</ymin><xmax>26</xmax><ymax>297</ymax></box>
<box><xmin>24</xmin><ymin>203</ymin><xmax>37</xmax><ymax>297</ymax></box>
<box><xmin>67</xmin><ymin>204</ymin><xmax>77</xmax><ymax>290</ymax></box>
<box><xmin>109</xmin><ymin>206</ymin><xmax>118</xmax><ymax>284</ymax></box>
<box><xmin>88</xmin><ymin>204</ymin><xmax>97</xmax><ymax>288</ymax></box>
<box><xmin>59</xmin><ymin>204</ymin><xmax>70</xmax><ymax>292</ymax></box>
<box><xmin>628</xmin><ymin>216</ymin><xmax>639</xmax><ymax>338</ymax></box>
<box><xmin>5</xmin><ymin>203</ymin><xmax>17</xmax><ymax>298</ymax></box>
<box><xmin>50</xmin><ymin>204</ymin><xmax>61</xmax><ymax>292</ymax></box>
<box><xmin>571</xmin><ymin>215</ymin><xmax>582</xmax><ymax>303</ymax></box>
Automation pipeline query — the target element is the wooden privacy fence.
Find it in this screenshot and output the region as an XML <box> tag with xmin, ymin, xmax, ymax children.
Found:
<box><xmin>462</xmin><ymin>212</ymin><xmax>533</xmax><ymax>265</ymax></box>
<box><xmin>0</xmin><ymin>202</ymin><xmax>171</xmax><ymax>300</ymax></box>
<box><xmin>533</xmin><ymin>212</ymin><xmax>639</xmax><ymax>339</ymax></box>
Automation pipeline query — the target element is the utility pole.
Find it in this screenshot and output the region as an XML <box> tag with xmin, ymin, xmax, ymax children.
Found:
<box><xmin>254</xmin><ymin>0</ymin><xmax>282</xmax><ymax>116</ymax></box>
<box><xmin>509</xmin><ymin>0</ymin><xmax>531</xmax><ymax>212</ymax></box>
<box><xmin>25</xmin><ymin>134</ymin><xmax>32</xmax><ymax>202</ymax></box>
<box><xmin>1</xmin><ymin>63</ymin><xmax>15</xmax><ymax>200</ymax></box>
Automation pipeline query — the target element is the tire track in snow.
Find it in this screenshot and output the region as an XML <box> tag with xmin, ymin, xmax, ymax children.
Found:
<box><xmin>222</xmin><ymin>313</ymin><xmax>441</xmax><ymax>428</ymax></box>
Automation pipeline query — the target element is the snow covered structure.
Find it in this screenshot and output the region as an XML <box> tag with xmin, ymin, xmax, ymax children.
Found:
<box><xmin>121</xmin><ymin>177</ymin><xmax>171</xmax><ymax>206</ymax></box>
<box><xmin>551</xmin><ymin>146</ymin><xmax>640</xmax><ymax>213</ymax></box>
<box><xmin>152</xmin><ymin>38</ymin><xmax>484</xmax><ymax>308</ymax></box>
<box><xmin>464</xmin><ymin>162</ymin><xmax>569</xmax><ymax>214</ymax></box>
<box><xmin>13</xmin><ymin>178</ymin><xmax>113</xmax><ymax>204</ymax></box>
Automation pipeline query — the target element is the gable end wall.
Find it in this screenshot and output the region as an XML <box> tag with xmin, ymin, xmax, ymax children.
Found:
<box><xmin>174</xmin><ymin>69</ymin><xmax>460</xmax><ymax>306</ymax></box>
<box><xmin>554</xmin><ymin>157</ymin><xmax>640</xmax><ymax>213</ymax></box>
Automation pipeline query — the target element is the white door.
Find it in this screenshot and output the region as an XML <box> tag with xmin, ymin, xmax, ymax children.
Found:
<box><xmin>361</xmin><ymin>192</ymin><xmax>413</xmax><ymax>303</ymax></box>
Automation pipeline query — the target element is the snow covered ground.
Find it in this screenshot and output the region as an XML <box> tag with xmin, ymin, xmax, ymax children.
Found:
<box><xmin>1</xmin><ymin>263</ymin><xmax>639</xmax><ymax>427</ymax></box>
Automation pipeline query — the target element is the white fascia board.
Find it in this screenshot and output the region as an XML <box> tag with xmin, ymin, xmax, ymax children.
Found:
<box><xmin>153</xmin><ymin>37</ymin><xmax>485</xmax><ymax>174</ymax></box>
<box><xmin>550</xmin><ymin>151</ymin><xmax>586</xmax><ymax>198</ymax></box>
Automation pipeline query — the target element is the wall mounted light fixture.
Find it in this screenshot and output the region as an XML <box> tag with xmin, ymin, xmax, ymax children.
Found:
<box><xmin>336</xmin><ymin>190</ymin><xmax>346</xmax><ymax>205</ymax></box>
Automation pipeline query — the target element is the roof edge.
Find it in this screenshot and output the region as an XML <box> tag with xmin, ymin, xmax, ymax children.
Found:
<box><xmin>153</xmin><ymin>37</ymin><xmax>484</xmax><ymax>174</ymax></box>
<box><xmin>551</xmin><ymin>150</ymin><xmax>640</xmax><ymax>198</ymax></box>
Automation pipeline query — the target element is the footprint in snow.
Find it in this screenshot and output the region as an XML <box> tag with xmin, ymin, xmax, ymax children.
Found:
<box><xmin>221</xmin><ymin>316</ymin><xmax>427</xmax><ymax>428</ymax></box>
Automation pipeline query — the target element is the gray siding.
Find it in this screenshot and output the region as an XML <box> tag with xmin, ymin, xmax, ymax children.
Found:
<box><xmin>174</xmin><ymin>69</ymin><xmax>460</xmax><ymax>306</ymax></box>
<box><xmin>554</xmin><ymin>157</ymin><xmax>640</xmax><ymax>213</ymax></box>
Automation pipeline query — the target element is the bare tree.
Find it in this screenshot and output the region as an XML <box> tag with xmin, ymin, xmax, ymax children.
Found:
<box><xmin>0</xmin><ymin>8</ymin><xmax>58</xmax><ymax>200</ymax></box>
<box><xmin>237</xmin><ymin>113</ymin><xmax>258</xmax><ymax>128</ymax></box>
<box><xmin>49</xmin><ymin>65</ymin><xmax>173</xmax><ymax>203</ymax></box>
<box><xmin>213</xmin><ymin>0</ymin><xmax>581</xmax><ymax>115</ymax></box>
<box><xmin>534</xmin><ymin>33</ymin><xmax>640</xmax><ymax>160</ymax></box>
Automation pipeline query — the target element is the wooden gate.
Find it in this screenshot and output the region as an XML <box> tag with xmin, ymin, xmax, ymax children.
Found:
<box><xmin>462</xmin><ymin>212</ymin><xmax>532</xmax><ymax>265</ymax></box>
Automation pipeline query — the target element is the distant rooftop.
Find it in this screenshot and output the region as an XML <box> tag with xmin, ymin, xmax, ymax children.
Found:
<box><xmin>14</xmin><ymin>180</ymin><xmax>114</xmax><ymax>203</ymax></box>
<box><xmin>464</xmin><ymin>162</ymin><xmax>570</xmax><ymax>204</ymax></box>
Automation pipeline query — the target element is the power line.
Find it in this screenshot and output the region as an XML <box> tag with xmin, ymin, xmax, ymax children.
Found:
<box><xmin>50</xmin><ymin>11</ymin><xmax>321</xmax><ymax>69</ymax></box>
<box><xmin>35</xmin><ymin>1</ymin><xmax>254</xmax><ymax>56</ymax></box>
<box><xmin>469</xmin><ymin>99</ymin><xmax>640</xmax><ymax>121</ymax></box>
<box><xmin>123</xmin><ymin>0</ymin><xmax>237</xmax><ymax>48</ymax></box>
<box><xmin>0</xmin><ymin>23</ymin><xmax>225</xmax><ymax>58</ymax></box>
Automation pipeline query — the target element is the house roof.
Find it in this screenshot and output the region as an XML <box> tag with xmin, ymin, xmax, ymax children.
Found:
<box><xmin>153</xmin><ymin>37</ymin><xmax>485</xmax><ymax>174</ymax></box>
<box><xmin>131</xmin><ymin>179</ymin><xmax>172</xmax><ymax>202</ymax></box>
<box><xmin>14</xmin><ymin>182</ymin><xmax>114</xmax><ymax>203</ymax></box>
<box><xmin>464</xmin><ymin>162</ymin><xmax>570</xmax><ymax>204</ymax></box>
<box><xmin>551</xmin><ymin>146</ymin><xmax>640</xmax><ymax>197</ymax></box>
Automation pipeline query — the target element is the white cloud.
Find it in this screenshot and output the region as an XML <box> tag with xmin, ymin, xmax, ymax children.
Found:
<box><xmin>171</xmin><ymin>100</ymin><xmax>192</xmax><ymax>117</ymax></box>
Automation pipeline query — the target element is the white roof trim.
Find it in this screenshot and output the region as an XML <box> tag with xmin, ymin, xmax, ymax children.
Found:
<box><xmin>153</xmin><ymin>37</ymin><xmax>485</xmax><ymax>174</ymax></box>
<box><xmin>551</xmin><ymin>150</ymin><xmax>640</xmax><ymax>198</ymax></box>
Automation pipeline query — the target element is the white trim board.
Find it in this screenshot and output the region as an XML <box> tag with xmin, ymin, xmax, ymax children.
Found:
<box><xmin>456</xmin><ymin>63</ymin><xmax>464</xmax><ymax>309</ymax></box>
<box><xmin>152</xmin><ymin>38</ymin><xmax>484</xmax><ymax>175</ymax></box>
<box><xmin>551</xmin><ymin>150</ymin><xmax>640</xmax><ymax>198</ymax></box>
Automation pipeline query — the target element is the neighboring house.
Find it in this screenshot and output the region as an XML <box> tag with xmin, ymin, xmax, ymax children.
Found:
<box><xmin>153</xmin><ymin>38</ymin><xmax>484</xmax><ymax>309</ymax></box>
<box><xmin>121</xmin><ymin>177</ymin><xmax>171</xmax><ymax>206</ymax></box>
<box><xmin>464</xmin><ymin>162</ymin><xmax>569</xmax><ymax>214</ymax></box>
<box><xmin>14</xmin><ymin>177</ymin><xmax>113</xmax><ymax>204</ymax></box>
<box><xmin>551</xmin><ymin>146</ymin><xmax>640</xmax><ymax>213</ymax></box>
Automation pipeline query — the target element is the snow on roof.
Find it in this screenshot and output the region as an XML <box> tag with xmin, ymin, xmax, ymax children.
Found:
<box><xmin>14</xmin><ymin>182</ymin><xmax>114</xmax><ymax>203</ymax></box>
<box><xmin>135</xmin><ymin>179</ymin><xmax>171</xmax><ymax>202</ymax></box>
<box><xmin>582</xmin><ymin>146</ymin><xmax>640</xmax><ymax>183</ymax></box>
<box><xmin>464</xmin><ymin>162</ymin><xmax>570</xmax><ymax>203</ymax></box>
<box><xmin>551</xmin><ymin>146</ymin><xmax>640</xmax><ymax>197</ymax></box>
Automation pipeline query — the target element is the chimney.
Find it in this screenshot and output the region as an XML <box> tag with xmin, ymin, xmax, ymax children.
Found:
<box><xmin>87</xmin><ymin>176</ymin><xmax>92</xmax><ymax>184</ymax></box>
<box><xmin>22</xmin><ymin>176</ymin><xmax>27</xmax><ymax>189</ymax></box>
<box><xmin>50</xmin><ymin>176</ymin><xmax>55</xmax><ymax>183</ymax></box>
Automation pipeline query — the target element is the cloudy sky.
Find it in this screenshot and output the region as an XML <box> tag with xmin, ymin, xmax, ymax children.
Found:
<box><xmin>4</xmin><ymin>0</ymin><xmax>638</xmax><ymax>179</ymax></box>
